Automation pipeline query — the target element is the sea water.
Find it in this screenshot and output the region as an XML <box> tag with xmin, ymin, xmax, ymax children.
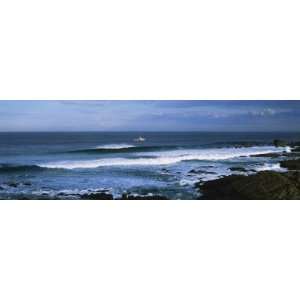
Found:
<box><xmin>0</xmin><ymin>131</ymin><xmax>299</xmax><ymax>199</ymax></box>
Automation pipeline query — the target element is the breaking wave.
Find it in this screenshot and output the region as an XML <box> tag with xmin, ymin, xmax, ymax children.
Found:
<box><xmin>254</xmin><ymin>163</ymin><xmax>285</xmax><ymax>172</ymax></box>
<box><xmin>95</xmin><ymin>144</ymin><xmax>135</xmax><ymax>149</ymax></box>
<box><xmin>39</xmin><ymin>146</ymin><xmax>289</xmax><ymax>170</ymax></box>
<box><xmin>68</xmin><ymin>144</ymin><xmax>177</xmax><ymax>154</ymax></box>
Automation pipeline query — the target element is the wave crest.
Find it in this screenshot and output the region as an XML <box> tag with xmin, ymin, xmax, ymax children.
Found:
<box><xmin>95</xmin><ymin>144</ymin><xmax>135</xmax><ymax>150</ymax></box>
<box><xmin>39</xmin><ymin>146</ymin><xmax>288</xmax><ymax>170</ymax></box>
<box><xmin>69</xmin><ymin>145</ymin><xmax>176</xmax><ymax>154</ymax></box>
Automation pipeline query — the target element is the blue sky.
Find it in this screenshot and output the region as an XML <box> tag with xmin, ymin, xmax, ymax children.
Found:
<box><xmin>0</xmin><ymin>100</ymin><xmax>300</xmax><ymax>132</ymax></box>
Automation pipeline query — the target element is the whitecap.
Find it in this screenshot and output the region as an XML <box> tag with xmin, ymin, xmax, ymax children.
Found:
<box><xmin>254</xmin><ymin>163</ymin><xmax>285</xmax><ymax>172</ymax></box>
<box><xmin>95</xmin><ymin>144</ymin><xmax>135</xmax><ymax>150</ymax></box>
<box><xmin>38</xmin><ymin>145</ymin><xmax>287</xmax><ymax>170</ymax></box>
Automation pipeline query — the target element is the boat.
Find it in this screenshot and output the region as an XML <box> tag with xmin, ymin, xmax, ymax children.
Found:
<box><xmin>134</xmin><ymin>136</ymin><xmax>146</xmax><ymax>142</ymax></box>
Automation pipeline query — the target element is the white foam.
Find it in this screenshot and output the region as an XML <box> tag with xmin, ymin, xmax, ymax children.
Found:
<box><xmin>254</xmin><ymin>163</ymin><xmax>285</xmax><ymax>172</ymax></box>
<box><xmin>95</xmin><ymin>144</ymin><xmax>135</xmax><ymax>149</ymax></box>
<box><xmin>285</xmin><ymin>146</ymin><xmax>291</xmax><ymax>153</ymax></box>
<box><xmin>179</xmin><ymin>178</ymin><xmax>199</xmax><ymax>186</ymax></box>
<box><xmin>39</xmin><ymin>146</ymin><xmax>287</xmax><ymax>170</ymax></box>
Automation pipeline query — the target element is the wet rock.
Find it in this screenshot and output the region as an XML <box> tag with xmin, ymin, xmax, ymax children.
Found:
<box><xmin>188</xmin><ymin>169</ymin><xmax>216</xmax><ymax>175</ymax></box>
<box><xmin>251</xmin><ymin>153</ymin><xmax>282</xmax><ymax>158</ymax></box>
<box><xmin>120</xmin><ymin>193</ymin><xmax>169</xmax><ymax>200</ymax></box>
<box><xmin>251</xmin><ymin>150</ymin><xmax>298</xmax><ymax>158</ymax></box>
<box><xmin>280</xmin><ymin>159</ymin><xmax>300</xmax><ymax>170</ymax></box>
<box><xmin>18</xmin><ymin>196</ymin><xmax>31</xmax><ymax>200</ymax></box>
<box><xmin>282</xmin><ymin>152</ymin><xmax>300</xmax><ymax>157</ymax></box>
<box><xmin>292</xmin><ymin>146</ymin><xmax>300</xmax><ymax>153</ymax></box>
<box><xmin>197</xmin><ymin>171</ymin><xmax>300</xmax><ymax>200</ymax></box>
<box><xmin>80</xmin><ymin>192</ymin><xmax>113</xmax><ymax>200</ymax></box>
<box><xmin>289</xmin><ymin>141</ymin><xmax>300</xmax><ymax>147</ymax></box>
<box><xmin>229</xmin><ymin>167</ymin><xmax>247</xmax><ymax>172</ymax></box>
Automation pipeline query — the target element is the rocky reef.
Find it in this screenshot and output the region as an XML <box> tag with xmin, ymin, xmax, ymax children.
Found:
<box><xmin>229</xmin><ymin>167</ymin><xmax>247</xmax><ymax>172</ymax></box>
<box><xmin>197</xmin><ymin>170</ymin><xmax>300</xmax><ymax>200</ymax></box>
<box><xmin>196</xmin><ymin>158</ymin><xmax>300</xmax><ymax>200</ymax></box>
<box><xmin>80</xmin><ymin>191</ymin><xmax>114</xmax><ymax>200</ymax></box>
<box><xmin>280</xmin><ymin>159</ymin><xmax>300</xmax><ymax>171</ymax></box>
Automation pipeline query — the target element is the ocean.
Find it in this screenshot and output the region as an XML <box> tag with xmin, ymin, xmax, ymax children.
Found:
<box><xmin>0</xmin><ymin>131</ymin><xmax>299</xmax><ymax>199</ymax></box>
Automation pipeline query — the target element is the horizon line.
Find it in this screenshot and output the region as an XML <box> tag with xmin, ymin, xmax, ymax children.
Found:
<box><xmin>1</xmin><ymin>130</ymin><xmax>300</xmax><ymax>133</ymax></box>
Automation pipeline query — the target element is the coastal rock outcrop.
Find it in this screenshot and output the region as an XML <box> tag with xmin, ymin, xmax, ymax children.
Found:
<box><xmin>197</xmin><ymin>171</ymin><xmax>300</xmax><ymax>200</ymax></box>
<box><xmin>229</xmin><ymin>167</ymin><xmax>247</xmax><ymax>172</ymax></box>
<box><xmin>251</xmin><ymin>152</ymin><xmax>282</xmax><ymax>158</ymax></box>
<box><xmin>188</xmin><ymin>169</ymin><xmax>216</xmax><ymax>175</ymax></box>
<box><xmin>80</xmin><ymin>191</ymin><xmax>113</xmax><ymax>200</ymax></box>
<box><xmin>280</xmin><ymin>159</ymin><xmax>300</xmax><ymax>170</ymax></box>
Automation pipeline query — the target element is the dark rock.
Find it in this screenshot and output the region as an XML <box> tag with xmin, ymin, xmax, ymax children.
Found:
<box><xmin>251</xmin><ymin>148</ymin><xmax>299</xmax><ymax>158</ymax></box>
<box><xmin>273</xmin><ymin>139</ymin><xmax>288</xmax><ymax>147</ymax></box>
<box><xmin>23</xmin><ymin>181</ymin><xmax>32</xmax><ymax>186</ymax></box>
<box><xmin>57</xmin><ymin>192</ymin><xmax>67</xmax><ymax>196</ymax></box>
<box><xmin>120</xmin><ymin>193</ymin><xmax>169</xmax><ymax>200</ymax></box>
<box><xmin>229</xmin><ymin>167</ymin><xmax>247</xmax><ymax>172</ymax></box>
<box><xmin>18</xmin><ymin>196</ymin><xmax>31</xmax><ymax>200</ymax></box>
<box><xmin>197</xmin><ymin>171</ymin><xmax>300</xmax><ymax>200</ymax></box>
<box><xmin>280</xmin><ymin>159</ymin><xmax>300</xmax><ymax>170</ymax></box>
<box><xmin>251</xmin><ymin>152</ymin><xmax>282</xmax><ymax>158</ymax></box>
<box><xmin>292</xmin><ymin>146</ymin><xmax>300</xmax><ymax>153</ymax></box>
<box><xmin>289</xmin><ymin>141</ymin><xmax>300</xmax><ymax>147</ymax></box>
<box><xmin>188</xmin><ymin>169</ymin><xmax>216</xmax><ymax>175</ymax></box>
<box><xmin>80</xmin><ymin>192</ymin><xmax>113</xmax><ymax>200</ymax></box>
<box><xmin>282</xmin><ymin>152</ymin><xmax>300</xmax><ymax>157</ymax></box>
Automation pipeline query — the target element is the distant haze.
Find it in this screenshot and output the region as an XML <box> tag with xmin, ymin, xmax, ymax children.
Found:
<box><xmin>0</xmin><ymin>100</ymin><xmax>300</xmax><ymax>132</ymax></box>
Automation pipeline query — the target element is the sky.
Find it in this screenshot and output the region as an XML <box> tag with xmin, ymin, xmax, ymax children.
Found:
<box><xmin>0</xmin><ymin>100</ymin><xmax>300</xmax><ymax>132</ymax></box>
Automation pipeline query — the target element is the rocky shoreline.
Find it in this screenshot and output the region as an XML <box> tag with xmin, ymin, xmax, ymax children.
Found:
<box><xmin>0</xmin><ymin>186</ymin><xmax>169</xmax><ymax>200</ymax></box>
<box><xmin>197</xmin><ymin>169</ymin><xmax>300</xmax><ymax>199</ymax></box>
<box><xmin>1</xmin><ymin>139</ymin><xmax>300</xmax><ymax>200</ymax></box>
<box><xmin>196</xmin><ymin>152</ymin><xmax>300</xmax><ymax>199</ymax></box>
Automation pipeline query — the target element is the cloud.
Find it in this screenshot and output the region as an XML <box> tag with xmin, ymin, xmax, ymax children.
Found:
<box><xmin>248</xmin><ymin>108</ymin><xmax>292</xmax><ymax>117</ymax></box>
<box><xmin>0</xmin><ymin>100</ymin><xmax>300</xmax><ymax>132</ymax></box>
